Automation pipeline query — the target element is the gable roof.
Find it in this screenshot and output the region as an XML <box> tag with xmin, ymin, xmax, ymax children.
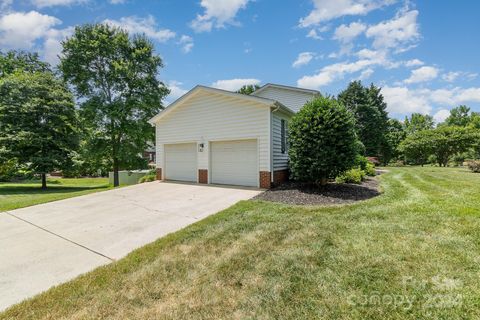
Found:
<box><xmin>149</xmin><ymin>85</ymin><xmax>293</xmax><ymax>124</ymax></box>
<box><xmin>252</xmin><ymin>83</ymin><xmax>320</xmax><ymax>96</ymax></box>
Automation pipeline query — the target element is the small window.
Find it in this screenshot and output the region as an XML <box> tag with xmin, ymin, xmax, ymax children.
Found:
<box><xmin>281</xmin><ymin>119</ymin><xmax>286</xmax><ymax>154</ymax></box>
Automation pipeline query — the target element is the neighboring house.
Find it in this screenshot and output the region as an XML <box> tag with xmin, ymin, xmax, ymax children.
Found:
<box><xmin>143</xmin><ymin>142</ymin><xmax>156</xmax><ymax>165</ymax></box>
<box><xmin>148</xmin><ymin>83</ymin><xmax>319</xmax><ymax>188</ymax></box>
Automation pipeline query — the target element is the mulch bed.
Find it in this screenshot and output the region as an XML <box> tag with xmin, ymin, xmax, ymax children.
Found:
<box><xmin>253</xmin><ymin>177</ymin><xmax>380</xmax><ymax>206</ymax></box>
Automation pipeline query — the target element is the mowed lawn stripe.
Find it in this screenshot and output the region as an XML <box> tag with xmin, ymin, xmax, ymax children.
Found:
<box><xmin>1</xmin><ymin>167</ymin><xmax>480</xmax><ymax>319</ymax></box>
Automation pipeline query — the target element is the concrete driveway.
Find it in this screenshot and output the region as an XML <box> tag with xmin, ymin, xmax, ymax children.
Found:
<box><xmin>0</xmin><ymin>181</ymin><xmax>261</xmax><ymax>311</ymax></box>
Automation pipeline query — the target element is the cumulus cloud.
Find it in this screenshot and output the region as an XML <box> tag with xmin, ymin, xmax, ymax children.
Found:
<box><xmin>382</xmin><ymin>86</ymin><xmax>432</xmax><ymax>115</ymax></box>
<box><xmin>103</xmin><ymin>16</ymin><xmax>175</xmax><ymax>42</ymax></box>
<box><xmin>190</xmin><ymin>0</ymin><xmax>251</xmax><ymax>33</ymax></box>
<box><xmin>433</xmin><ymin>109</ymin><xmax>450</xmax><ymax>123</ymax></box>
<box><xmin>211</xmin><ymin>78</ymin><xmax>260</xmax><ymax>91</ymax></box>
<box><xmin>333</xmin><ymin>21</ymin><xmax>366</xmax><ymax>43</ymax></box>
<box><xmin>178</xmin><ymin>35</ymin><xmax>194</xmax><ymax>53</ymax></box>
<box><xmin>165</xmin><ymin>80</ymin><xmax>189</xmax><ymax>104</ymax></box>
<box><xmin>404</xmin><ymin>59</ymin><xmax>424</xmax><ymax>67</ymax></box>
<box><xmin>43</xmin><ymin>26</ymin><xmax>74</xmax><ymax>65</ymax></box>
<box><xmin>31</xmin><ymin>0</ymin><xmax>86</xmax><ymax>8</ymax></box>
<box><xmin>292</xmin><ymin>52</ymin><xmax>315</xmax><ymax>68</ymax></box>
<box><xmin>299</xmin><ymin>0</ymin><xmax>395</xmax><ymax>27</ymax></box>
<box><xmin>306</xmin><ymin>29</ymin><xmax>323</xmax><ymax>40</ymax></box>
<box><xmin>366</xmin><ymin>9</ymin><xmax>419</xmax><ymax>51</ymax></box>
<box><xmin>404</xmin><ymin>66</ymin><xmax>439</xmax><ymax>84</ymax></box>
<box><xmin>0</xmin><ymin>11</ymin><xmax>61</xmax><ymax>49</ymax></box>
<box><xmin>382</xmin><ymin>86</ymin><xmax>480</xmax><ymax>117</ymax></box>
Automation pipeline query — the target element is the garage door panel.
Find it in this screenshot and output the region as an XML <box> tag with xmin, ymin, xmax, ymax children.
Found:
<box><xmin>165</xmin><ymin>143</ymin><xmax>197</xmax><ymax>182</ymax></box>
<box><xmin>211</xmin><ymin>140</ymin><xmax>258</xmax><ymax>187</ymax></box>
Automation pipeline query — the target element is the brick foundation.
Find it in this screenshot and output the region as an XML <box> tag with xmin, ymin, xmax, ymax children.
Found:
<box><xmin>198</xmin><ymin>169</ymin><xmax>208</xmax><ymax>184</ymax></box>
<box><xmin>156</xmin><ymin>168</ymin><xmax>162</xmax><ymax>180</ymax></box>
<box><xmin>259</xmin><ymin>171</ymin><xmax>271</xmax><ymax>189</ymax></box>
<box><xmin>273</xmin><ymin>169</ymin><xmax>289</xmax><ymax>186</ymax></box>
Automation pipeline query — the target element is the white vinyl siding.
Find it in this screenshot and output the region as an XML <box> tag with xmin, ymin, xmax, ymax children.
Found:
<box><xmin>164</xmin><ymin>143</ymin><xmax>197</xmax><ymax>182</ymax></box>
<box><xmin>155</xmin><ymin>90</ymin><xmax>271</xmax><ymax>177</ymax></box>
<box><xmin>211</xmin><ymin>140</ymin><xmax>258</xmax><ymax>187</ymax></box>
<box><xmin>272</xmin><ymin>111</ymin><xmax>292</xmax><ymax>171</ymax></box>
<box><xmin>253</xmin><ymin>87</ymin><xmax>316</xmax><ymax>113</ymax></box>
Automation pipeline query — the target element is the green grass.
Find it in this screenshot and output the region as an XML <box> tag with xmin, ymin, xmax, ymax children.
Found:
<box><xmin>2</xmin><ymin>167</ymin><xmax>480</xmax><ymax>319</ymax></box>
<box><xmin>0</xmin><ymin>177</ymin><xmax>110</xmax><ymax>212</ymax></box>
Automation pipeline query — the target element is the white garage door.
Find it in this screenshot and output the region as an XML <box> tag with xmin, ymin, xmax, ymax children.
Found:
<box><xmin>211</xmin><ymin>139</ymin><xmax>258</xmax><ymax>187</ymax></box>
<box><xmin>165</xmin><ymin>143</ymin><xmax>197</xmax><ymax>182</ymax></box>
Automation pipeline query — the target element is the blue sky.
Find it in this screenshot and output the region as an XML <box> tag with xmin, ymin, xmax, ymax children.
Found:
<box><xmin>1</xmin><ymin>0</ymin><xmax>479</xmax><ymax>122</ymax></box>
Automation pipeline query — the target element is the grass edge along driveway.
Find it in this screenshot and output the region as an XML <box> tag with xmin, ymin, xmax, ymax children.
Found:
<box><xmin>0</xmin><ymin>178</ymin><xmax>111</xmax><ymax>212</ymax></box>
<box><xmin>2</xmin><ymin>167</ymin><xmax>480</xmax><ymax>319</ymax></box>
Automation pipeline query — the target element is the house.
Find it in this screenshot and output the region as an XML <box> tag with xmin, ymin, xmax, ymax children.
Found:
<box><xmin>148</xmin><ymin>83</ymin><xmax>319</xmax><ymax>188</ymax></box>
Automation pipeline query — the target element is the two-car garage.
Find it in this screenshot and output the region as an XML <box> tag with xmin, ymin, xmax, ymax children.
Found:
<box><xmin>163</xmin><ymin>139</ymin><xmax>258</xmax><ymax>187</ymax></box>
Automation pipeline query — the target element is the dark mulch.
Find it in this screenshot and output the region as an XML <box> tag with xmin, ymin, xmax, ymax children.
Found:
<box><xmin>253</xmin><ymin>177</ymin><xmax>380</xmax><ymax>206</ymax></box>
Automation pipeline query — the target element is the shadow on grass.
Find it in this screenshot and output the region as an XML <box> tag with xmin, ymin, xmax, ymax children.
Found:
<box><xmin>0</xmin><ymin>185</ymin><xmax>108</xmax><ymax>196</ymax></box>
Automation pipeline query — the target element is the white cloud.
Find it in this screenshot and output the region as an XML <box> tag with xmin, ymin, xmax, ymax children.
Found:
<box><xmin>404</xmin><ymin>59</ymin><xmax>424</xmax><ymax>67</ymax></box>
<box><xmin>292</xmin><ymin>52</ymin><xmax>314</xmax><ymax>68</ymax></box>
<box><xmin>109</xmin><ymin>0</ymin><xmax>125</xmax><ymax>3</ymax></box>
<box><xmin>442</xmin><ymin>71</ymin><xmax>461</xmax><ymax>83</ymax></box>
<box><xmin>404</xmin><ymin>66</ymin><xmax>439</xmax><ymax>84</ymax></box>
<box><xmin>0</xmin><ymin>0</ymin><xmax>12</xmax><ymax>10</ymax></box>
<box><xmin>0</xmin><ymin>11</ymin><xmax>61</xmax><ymax>49</ymax></box>
<box><xmin>299</xmin><ymin>0</ymin><xmax>395</xmax><ymax>27</ymax></box>
<box><xmin>42</xmin><ymin>26</ymin><xmax>73</xmax><ymax>65</ymax></box>
<box><xmin>211</xmin><ymin>78</ymin><xmax>260</xmax><ymax>91</ymax></box>
<box><xmin>381</xmin><ymin>86</ymin><xmax>480</xmax><ymax>117</ymax></box>
<box><xmin>297</xmin><ymin>59</ymin><xmax>376</xmax><ymax>89</ymax></box>
<box><xmin>433</xmin><ymin>109</ymin><xmax>450</xmax><ymax>123</ymax></box>
<box><xmin>178</xmin><ymin>35</ymin><xmax>194</xmax><ymax>53</ymax></box>
<box><xmin>358</xmin><ymin>68</ymin><xmax>374</xmax><ymax>80</ymax></box>
<box><xmin>165</xmin><ymin>81</ymin><xmax>189</xmax><ymax>104</ymax></box>
<box><xmin>382</xmin><ymin>86</ymin><xmax>431</xmax><ymax>115</ymax></box>
<box><xmin>31</xmin><ymin>0</ymin><xmax>86</xmax><ymax>8</ymax></box>
<box><xmin>306</xmin><ymin>29</ymin><xmax>323</xmax><ymax>40</ymax></box>
<box><xmin>333</xmin><ymin>21</ymin><xmax>366</xmax><ymax>43</ymax></box>
<box><xmin>366</xmin><ymin>9</ymin><xmax>419</xmax><ymax>51</ymax></box>
<box><xmin>190</xmin><ymin>0</ymin><xmax>251</xmax><ymax>33</ymax></box>
<box><xmin>103</xmin><ymin>16</ymin><xmax>175</xmax><ymax>43</ymax></box>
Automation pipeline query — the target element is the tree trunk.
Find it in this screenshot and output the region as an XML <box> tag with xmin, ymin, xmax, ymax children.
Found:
<box><xmin>113</xmin><ymin>157</ymin><xmax>120</xmax><ymax>187</ymax></box>
<box><xmin>317</xmin><ymin>177</ymin><xmax>328</xmax><ymax>187</ymax></box>
<box><xmin>41</xmin><ymin>173</ymin><xmax>47</xmax><ymax>190</ymax></box>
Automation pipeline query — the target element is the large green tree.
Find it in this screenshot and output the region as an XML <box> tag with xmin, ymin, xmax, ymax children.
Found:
<box><xmin>445</xmin><ymin>105</ymin><xmax>471</xmax><ymax>127</ymax></box>
<box><xmin>404</xmin><ymin>113</ymin><xmax>434</xmax><ymax>135</ymax></box>
<box><xmin>398</xmin><ymin>130</ymin><xmax>434</xmax><ymax>166</ymax></box>
<box><xmin>381</xmin><ymin>118</ymin><xmax>406</xmax><ymax>163</ymax></box>
<box><xmin>0</xmin><ymin>51</ymin><xmax>49</xmax><ymax>77</ymax></box>
<box><xmin>0</xmin><ymin>71</ymin><xmax>78</xmax><ymax>189</ymax></box>
<box><xmin>430</xmin><ymin>126</ymin><xmax>475</xmax><ymax>166</ymax></box>
<box><xmin>338</xmin><ymin>81</ymin><xmax>389</xmax><ymax>157</ymax></box>
<box><xmin>288</xmin><ymin>96</ymin><xmax>357</xmax><ymax>186</ymax></box>
<box><xmin>60</xmin><ymin>24</ymin><xmax>169</xmax><ymax>187</ymax></box>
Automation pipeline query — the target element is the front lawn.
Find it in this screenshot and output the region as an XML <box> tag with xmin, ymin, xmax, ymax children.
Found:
<box><xmin>0</xmin><ymin>178</ymin><xmax>110</xmax><ymax>212</ymax></box>
<box><xmin>2</xmin><ymin>167</ymin><xmax>480</xmax><ymax>319</ymax></box>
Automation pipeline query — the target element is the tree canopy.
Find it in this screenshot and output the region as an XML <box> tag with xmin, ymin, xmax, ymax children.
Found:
<box><xmin>0</xmin><ymin>70</ymin><xmax>78</xmax><ymax>189</ymax></box>
<box><xmin>236</xmin><ymin>84</ymin><xmax>260</xmax><ymax>95</ymax></box>
<box><xmin>338</xmin><ymin>81</ymin><xmax>389</xmax><ymax>158</ymax></box>
<box><xmin>404</xmin><ymin>113</ymin><xmax>434</xmax><ymax>135</ymax></box>
<box><xmin>60</xmin><ymin>24</ymin><xmax>169</xmax><ymax>186</ymax></box>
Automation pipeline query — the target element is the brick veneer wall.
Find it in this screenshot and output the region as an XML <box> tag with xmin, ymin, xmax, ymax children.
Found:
<box><xmin>259</xmin><ymin>171</ymin><xmax>271</xmax><ymax>189</ymax></box>
<box><xmin>156</xmin><ymin>168</ymin><xmax>162</xmax><ymax>180</ymax></box>
<box><xmin>198</xmin><ymin>169</ymin><xmax>208</xmax><ymax>184</ymax></box>
<box><xmin>273</xmin><ymin>169</ymin><xmax>289</xmax><ymax>185</ymax></box>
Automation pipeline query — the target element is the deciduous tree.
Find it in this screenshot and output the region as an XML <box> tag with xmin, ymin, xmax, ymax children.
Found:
<box><xmin>60</xmin><ymin>24</ymin><xmax>169</xmax><ymax>187</ymax></box>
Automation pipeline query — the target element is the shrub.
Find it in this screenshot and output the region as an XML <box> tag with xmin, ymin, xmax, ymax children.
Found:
<box><xmin>288</xmin><ymin>96</ymin><xmax>357</xmax><ymax>186</ymax></box>
<box><xmin>138</xmin><ymin>170</ymin><xmax>156</xmax><ymax>183</ymax></box>
<box><xmin>354</xmin><ymin>155</ymin><xmax>369</xmax><ymax>171</ymax></box>
<box><xmin>467</xmin><ymin>160</ymin><xmax>480</xmax><ymax>173</ymax></box>
<box><xmin>336</xmin><ymin>168</ymin><xmax>365</xmax><ymax>184</ymax></box>
<box><xmin>0</xmin><ymin>159</ymin><xmax>18</xmax><ymax>181</ymax></box>
<box><xmin>388</xmin><ymin>160</ymin><xmax>405</xmax><ymax>167</ymax></box>
<box><xmin>365</xmin><ymin>162</ymin><xmax>376</xmax><ymax>176</ymax></box>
